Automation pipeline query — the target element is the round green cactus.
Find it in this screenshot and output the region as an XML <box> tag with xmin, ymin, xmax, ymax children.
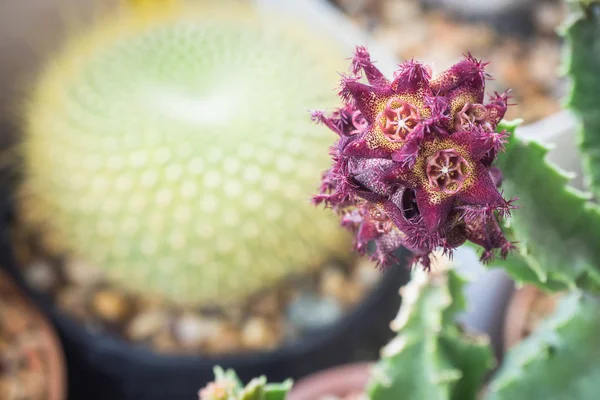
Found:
<box><xmin>17</xmin><ymin>2</ymin><xmax>351</xmax><ymax>305</ymax></box>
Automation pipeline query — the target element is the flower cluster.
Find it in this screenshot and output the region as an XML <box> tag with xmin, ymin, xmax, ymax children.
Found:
<box><xmin>312</xmin><ymin>47</ymin><xmax>517</xmax><ymax>269</ymax></box>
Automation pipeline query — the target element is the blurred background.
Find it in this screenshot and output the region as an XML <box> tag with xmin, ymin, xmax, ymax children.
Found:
<box><xmin>0</xmin><ymin>0</ymin><xmax>565</xmax><ymax>131</ymax></box>
<box><xmin>0</xmin><ymin>0</ymin><xmax>566</xmax><ymax>399</ymax></box>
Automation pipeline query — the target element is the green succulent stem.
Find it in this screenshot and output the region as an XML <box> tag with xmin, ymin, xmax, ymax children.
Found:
<box><xmin>488</xmin><ymin>291</ymin><xmax>600</xmax><ymax>400</ymax></box>
<box><xmin>565</xmin><ymin>0</ymin><xmax>600</xmax><ymax>200</ymax></box>
<box><xmin>492</xmin><ymin>120</ymin><xmax>600</xmax><ymax>293</ymax></box>
<box><xmin>488</xmin><ymin>0</ymin><xmax>600</xmax><ymax>293</ymax></box>
<box><xmin>367</xmin><ymin>268</ymin><xmax>494</xmax><ymax>400</ymax></box>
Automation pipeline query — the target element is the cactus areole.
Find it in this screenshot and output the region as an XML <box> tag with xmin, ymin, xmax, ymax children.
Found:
<box><xmin>313</xmin><ymin>48</ymin><xmax>518</xmax><ymax>268</ymax></box>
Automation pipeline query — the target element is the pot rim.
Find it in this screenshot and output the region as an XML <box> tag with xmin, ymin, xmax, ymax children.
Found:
<box><xmin>288</xmin><ymin>362</ymin><xmax>372</xmax><ymax>400</ymax></box>
<box><xmin>0</xmin><ymin>269</ymin><xmax>67</xmax><ymax>400</ymax></box>
<box><xmin>43</xmin><ymin>259</ymin><xmax>407</xmax><ymax>365</ymax></box>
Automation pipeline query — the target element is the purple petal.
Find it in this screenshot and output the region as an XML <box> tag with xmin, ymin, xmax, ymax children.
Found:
<box><xmin>414</xmin><ymin>188</ymin><xmax>454</xmax><ymax>232</ymax></box>
<box><xmin>352</xmin><ymin>46</ymin><xmax>390</xmax><ymax>87</ymax></box>
<box><xmin>456</xmin><ymin>163</ymin><xmax>504</xmax><ymax>206</ymax></box>
<box><xmin>341</xmin><ymin>80</ymin><xmax>393</xmax><ymax>123</ymax></box>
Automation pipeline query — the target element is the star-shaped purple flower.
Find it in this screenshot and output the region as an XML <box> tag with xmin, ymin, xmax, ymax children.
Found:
<box><xmin>312</xmin><ymin>47</ymin><xmax>517</xmax><ymax>269</ymax></box>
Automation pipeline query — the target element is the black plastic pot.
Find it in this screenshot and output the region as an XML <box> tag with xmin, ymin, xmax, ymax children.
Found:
<box><xmin>0</xmin><ymin>195</ymin><xmax>410</xmax><ymax>400</ymax></box>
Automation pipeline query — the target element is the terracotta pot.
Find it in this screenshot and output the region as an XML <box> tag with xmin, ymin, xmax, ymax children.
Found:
<box><xmin>503</xmin><ymin>285</ymin><xmax>561</xmax><ymax>351</ymax></box>
<box><xmin>288</xmin><ymin>362</ymin><xmax>372</xmax><ymax>400</ymax></box>
<box><xmin>0</xmin><ymin>269</ymin><xmax>66</xmax><ymax>400</ymax></box>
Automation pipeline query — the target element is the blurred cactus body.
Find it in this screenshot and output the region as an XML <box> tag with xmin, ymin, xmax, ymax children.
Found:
<box><xmin>18</xmin><ymin>1</ymin><xmax>350</xmax><ymax>304</ymax></box>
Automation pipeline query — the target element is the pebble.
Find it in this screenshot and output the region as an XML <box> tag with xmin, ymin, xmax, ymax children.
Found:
<box><xmin>534</xmin><ymin>1</ymin><xmax>565</xmax><ymax>35</ymax></box>
<box><xmin>320</xmin><ymin>265</ymin><xmax>366</xmax><ymax>307</ymax></box>
<box><xmin>92</xmin><ymin>289</ymin><xmax>130</xmax><ymax>323</ymax></box>
<box><xmin>152</xmin><ymin>329</ymin><xmax>179</xmax><ymax>353</ymax></box>
<box><xmin>528</xmin><ymin>38</ymin><xmax>561</xmax><ymax>89</ymax></box>
<box><xmin>320</xmin><ymin>266</ymin><xmax>347</xmax><ymax>300</ymax></box>
<box><xmin>241</xmin><ymin>317</ymin><xmax>278</xmax><ymax>351</ymax></box>
<box><xmin>173</xmin><ymin>313</ymin><xmax>223</xmax><ymax>348</ymax></box>
<box><xmin>136</xmin><ymin>294</ymin><xmax>166</xmax><ymax>310</ymax></box>
<box><xmin>207</xmin><ymin>325</ymin><xmax>242</xmax><ymax>354</ymax></box>
<box><xmin>340</xmin><ymin>282</ymin><xmax>364</xmax><ymax>306</ymax></box>
<box><xmin>353</xmin><ymin>259</ymin><xmax>382</xmax><ymax>288</ymax></box>
<box><xmin>374</xmin><ymin>23</ymin><xmax>428</xmax><ymax>61</ymax></box>
<box><xmin>64</xmin><ymin>258</ymin><xmax>104</xmax><ymax>287</ymax></box>
<box><xmin>23</xmin><ymin>260</ymin><xmax>57</xmax><ymax>293</ymax></box>
<box><xmin>38</xmin><ymin>231</ymin><xmax>66</xmax><ymax>259</ymax></box>
<box><xmin>444</xmin><ymin>23</ymin><xmax>495</xmax><ymax>53</ymax></box>
<box><xmin>126</xmin><ymin>310</ymin><xmax>168</xmax><ymax>341</ymax></box>
<box><xmin>287</xmin><ymin>293</ymin><xmax>343</xmax><ymax>333</ymax></box>
<box><xmin>57</xmin><ymin>286</ymin><xmax>89</xmax><ymax>319</ymax></box>
<box><xmin>251</xmin><ymin>293</ymin><xmax>279</xmax><ymax>317</ymax></box>
<box><xmin>335</xmin><ymin>0</ymin><xmax>380</xmax><ymax>18</ymax></box>
<box><xmin>380</xmin><ymin>0</ymin><xmax>421</xmax><ymax>24</ymax></box>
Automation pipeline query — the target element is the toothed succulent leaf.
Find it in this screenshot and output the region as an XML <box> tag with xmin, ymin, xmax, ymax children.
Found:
<box><xmin>367</xmin><ymin>269</ymin><xmax>494</xmax><ymax>400</ymax></box>
<box><xmin>494</xmin><ymin>120</ymin><xmax>600</xmax><ymax>291</ymax></box>
<box><xmin>484</xmin><ymin>250</ymin><xmax>570</xmax><ymax>292</ymax></box>
<box><xmin>488</xmin><ymin>291</ymin><xmax>600</xmax><ymax>400</ymax></box>
<box><xmin>566</xmin><ymin>1</ymin><xmax>600</xmax><ymax>199</ymax></box>
<box><xmin>314</xmin><ymin>48</ymin><xmax>516</xmax><ymax>268</ymax></box>
<box><xmin>18</xmin><ymin>3</ymin><xmax>352</xmax><ymax>304</ymax></box>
